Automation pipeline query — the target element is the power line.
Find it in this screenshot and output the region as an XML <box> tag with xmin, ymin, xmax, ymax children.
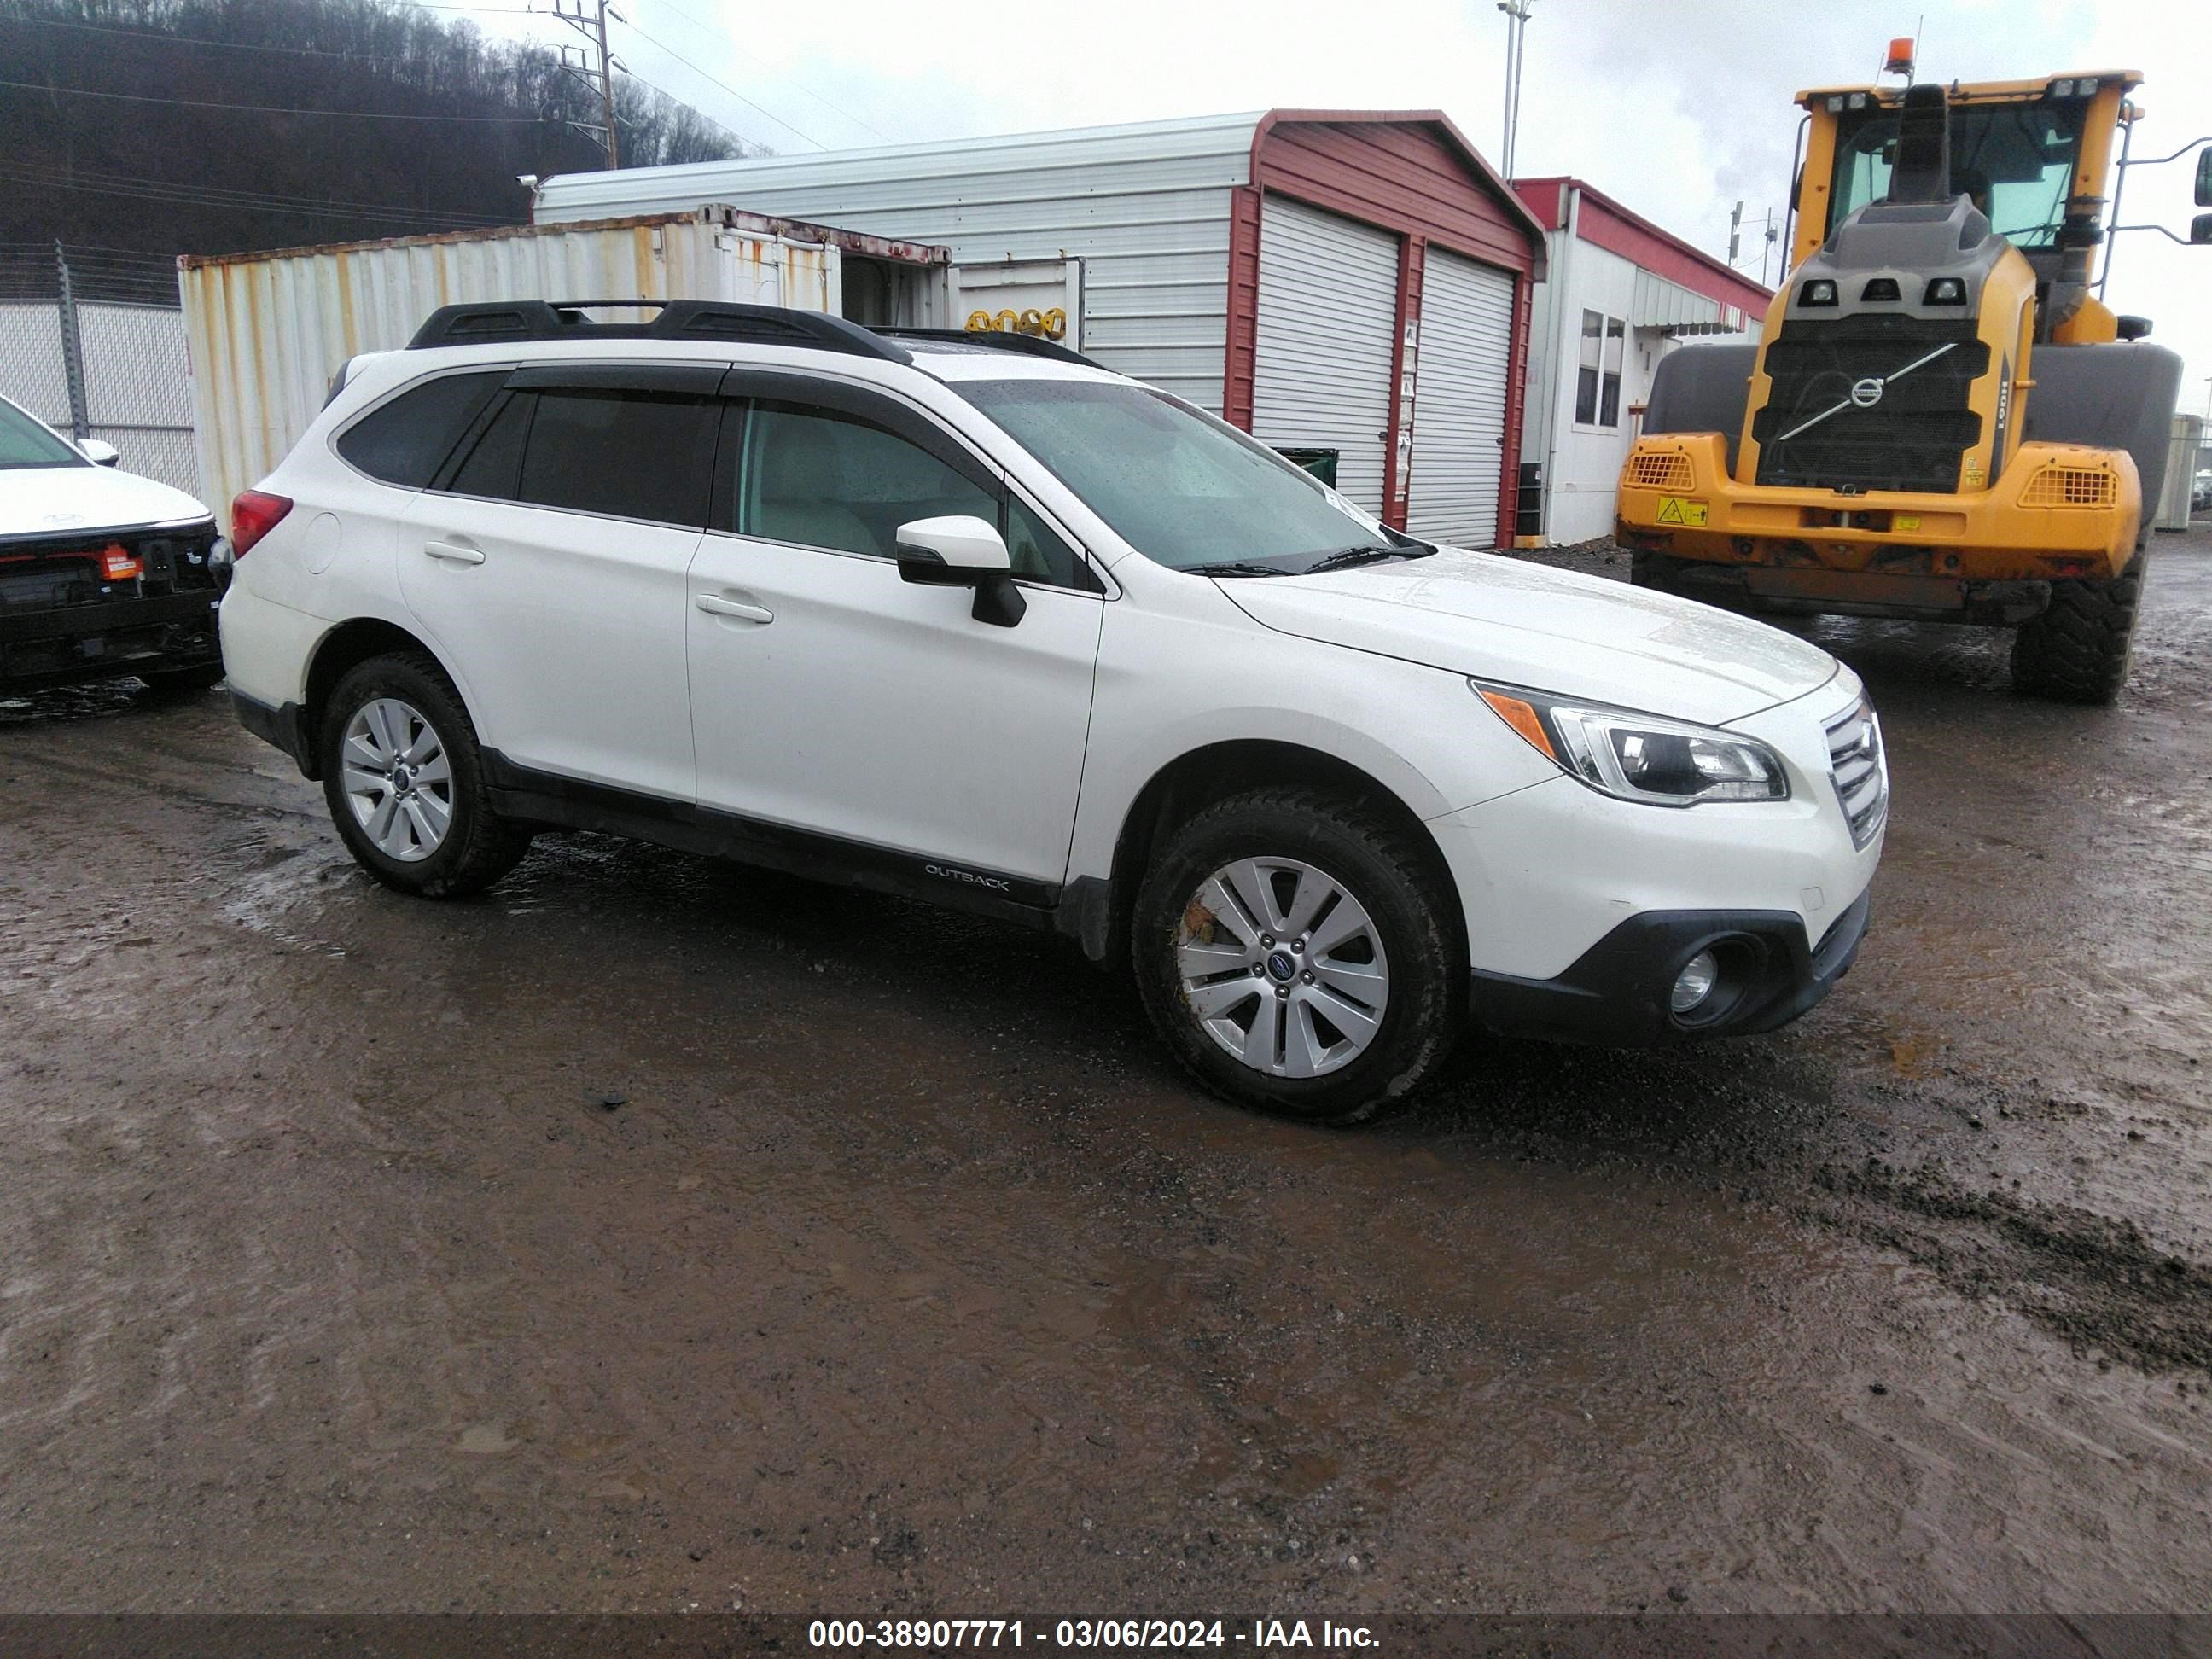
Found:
<box><xmin>0</xmin><ymin>76</ymin><xmax>550</xmax><ymax>124</ymax></box>
<box><xmin>618</xmin><ymin>18</ymin><xmax>825</xmax><ymax>149</ymax></box>
<box><xmin>0</xmin><ymin>163</ymin><xmax>519</xmax><ymax>230</ymax></box>
<box><xmin>0</xmin><ymin>12</ymin><xmax>427</xmax><ymax>64</ymax></box>
<box><xmin>645</xmin><ymin>0</ymin><xmax>888</xmax><ymax>141</ymax></box>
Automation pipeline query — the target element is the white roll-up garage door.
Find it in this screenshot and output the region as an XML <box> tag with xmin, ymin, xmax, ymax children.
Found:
<box><xmin>1250</xmin><ymin>195</ymin><xmax>1400</xmax><ymax>515</ymax></box>
<box><xmin>1406</xmin><ymin>247</ymin><xmax>1515</xmax><ymax>548</ymax></box>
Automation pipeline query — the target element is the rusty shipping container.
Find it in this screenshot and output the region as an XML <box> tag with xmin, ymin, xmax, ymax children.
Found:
<box><xmin>177</xmin><ymin>207</ymin><xmax>951</xmax><ymax>533</ymax></box>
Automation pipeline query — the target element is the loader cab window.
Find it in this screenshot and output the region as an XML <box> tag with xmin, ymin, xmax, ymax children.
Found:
<box><xmin>1829</xmin><ymin>98</ymin><xmax>2089</xmax><ymax>247</ymax></box>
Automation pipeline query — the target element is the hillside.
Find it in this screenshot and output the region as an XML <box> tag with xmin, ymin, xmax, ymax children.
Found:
<box><xmin>0</xmin><ymin>0</ymin><xmax>748</xmax><ymax>283</ymax></box>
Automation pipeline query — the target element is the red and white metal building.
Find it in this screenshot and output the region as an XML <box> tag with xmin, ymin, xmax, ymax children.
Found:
<box><xmin>533</xmin><ymin>111</ymin><xmax>1549</xmax><ymax>549</ymax></box>
<box><xmin>1511</xmin><ymin>178</ymin><xmax>1773</xmax><ymax>545</ymax></box>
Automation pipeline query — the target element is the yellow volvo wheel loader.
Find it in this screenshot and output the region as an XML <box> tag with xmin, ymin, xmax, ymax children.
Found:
<box><xmin>1616</xmin><ymin>67</ymin><xmax>2210</xmax><ymax>701</ymax></box>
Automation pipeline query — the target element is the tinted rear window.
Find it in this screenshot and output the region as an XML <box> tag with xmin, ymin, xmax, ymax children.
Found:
<box><xmin>447</xmin><ymin>392</ymin><xmax>533</xmax><ymax>500</ymax></box>
<box><xmin>516</xmin><ymin>388</ymin><xmax>719</xmax><ymax>527</ymax></box>
<box><xmin>337</xmin><ymin>372</ymin><xmax>504</xmax><ymax>486</ymax></box>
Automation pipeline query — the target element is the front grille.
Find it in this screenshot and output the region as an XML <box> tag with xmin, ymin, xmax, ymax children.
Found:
<box><xmin>1825</xmin><ymin>696</ymin><xmax>1889</xmax><ymax>850</ymax></box>
<box><xmin>1752</xmin><ymin>316</ymin><xmax>1987</xmax><ymax>493</ymax></box>
<box><xmin>2022</xmin><ymin>465</ymin><xmax>2117</xmax><ymax>507</ymax></box>
<box><xmin>1625</xmin><ymin>451</ymin><xmax>1694</xmax><ymax>491</ymax></box>
<box><xmin>0</xmin><ymin>527</ymin><xmax>219</xmax><ymax>614</ymax></box>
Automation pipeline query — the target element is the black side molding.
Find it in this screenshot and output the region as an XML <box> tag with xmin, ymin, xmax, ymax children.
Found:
<box><xmin>479</xmin><ymin>752</ymin><xmax>1062</xmax><ymax>926</ymax></box>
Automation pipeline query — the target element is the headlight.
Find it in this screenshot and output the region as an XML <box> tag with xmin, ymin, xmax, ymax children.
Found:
<box><xmin>1473</xmin><ymin>683</ymin><xmax>1790</xmax><ymax>807</ymax></box>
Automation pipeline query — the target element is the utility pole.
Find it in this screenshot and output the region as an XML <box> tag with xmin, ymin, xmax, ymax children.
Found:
<box><xmin>54</xmin><ymin>242</ymin><xmax>89</xmax><ymax>441</ymax></box>
<box><xmin>551</xmin><ymin>0</ymin><xmax>621</xmax><ymax>168</ymax></box>
<box><xmin>1761</xmin><ymin>208</ymin><xmax>1778</xmax><ymax>286</ymax></box>
<box><xmin>1497</xmin><ymin>0</ymin><xmax>1535</xmax><ymax>181</ymax></box>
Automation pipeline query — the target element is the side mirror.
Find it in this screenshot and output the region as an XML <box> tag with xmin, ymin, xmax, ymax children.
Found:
<box><xmin>2196</xmin><ymin>147</ymin><xmax>2212</xmax><ymax>207</ymax></box>
<box><xmin>2192</xmin><ymin>212</ymin><xmax>2212</xmax><ymax>246</ymax></box>
<box><xmin>894</xmin><ymin>515</ymin><xmax>1026</xmax><ymax>628</ymax></box>
<box><xmin>79</xmin><ymin>438</ymin><xmax>120</xmax><ymax>467</ymax></box>
<box><xmin>2115</xmin><ymin>314</ymin><xmax>2152</xmax><ymax>340</ymax></box>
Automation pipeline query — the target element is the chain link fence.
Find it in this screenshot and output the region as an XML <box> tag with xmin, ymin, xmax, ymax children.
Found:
<box><xmin>0</xmin><ymin>245</ymin><xmax>200</xmax><ymax>499</ymax></box>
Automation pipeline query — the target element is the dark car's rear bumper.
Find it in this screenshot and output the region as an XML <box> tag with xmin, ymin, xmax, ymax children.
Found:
<box><xmin>0</xmin><ymin>591</ymin><xmax>223</xmax><ymax>690</ymax></box>
<box><xmin>1468</xmin><ymin>888</ymin><xmax>1871</xmax><ymax>1046</ymax></box>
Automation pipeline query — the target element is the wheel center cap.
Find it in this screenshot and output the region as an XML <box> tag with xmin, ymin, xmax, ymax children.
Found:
<box><xmin>1266</xmin><ymin>950</ymin><xmax>1297</xmax><ymax>982</ymax></box>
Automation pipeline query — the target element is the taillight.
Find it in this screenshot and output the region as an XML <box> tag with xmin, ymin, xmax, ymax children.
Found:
<box><xmin>230</xmin><ymin>490</ymin><xmax>294</xmax><ymax>557</ymax></box>
<box><xmin>97</xmin><ymin>544</ymin><xmax>143</xmax><ymax>581</ymax></box>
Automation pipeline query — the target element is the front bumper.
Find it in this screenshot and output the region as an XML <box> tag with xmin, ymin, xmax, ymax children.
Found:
<box><xmin>1615</xmin><ymin>433</ymin><xmax>2143</xmax><ymax>612</ymax></box>
<box><xmin>0</xmin><ymin>590</ymin><xmax>223</xmax><ymax>690</ymax></box>
<box><xmin>1469</xmin><ymin>887</ymin><xmax>1871</xmax><ymax>1045</ymax></box>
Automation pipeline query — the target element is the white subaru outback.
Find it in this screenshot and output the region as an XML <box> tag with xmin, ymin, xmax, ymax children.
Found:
<box><xmin>219</xmin><ymin>300</ymin><xmax>1885</xmax><ymax>1123</ymax></box>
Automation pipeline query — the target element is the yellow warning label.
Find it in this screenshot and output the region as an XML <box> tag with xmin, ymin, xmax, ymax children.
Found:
<box><xmin>1895</xmin><ymin>514</ymin><xmax>1922</xmax><ymax>531</ymax></box>
<box><xmin>1655</xmin><ymin>496</ymin><xmax>1709</xmax><ymax>527</ymax></box>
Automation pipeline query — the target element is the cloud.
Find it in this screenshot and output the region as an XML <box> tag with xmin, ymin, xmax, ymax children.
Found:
<box><xmin>584</xmin><ymin>0</ymin><xmax>2210</xmax><ymax>403</ymax></box>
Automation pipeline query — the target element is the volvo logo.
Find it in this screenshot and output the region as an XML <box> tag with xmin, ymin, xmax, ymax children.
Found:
<box><xmin>1848</xmin><ymin>377</ymin><xmax>1885</xmax><ymax>409</ymax></box>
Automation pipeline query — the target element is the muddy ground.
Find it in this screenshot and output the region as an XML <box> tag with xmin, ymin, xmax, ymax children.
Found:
<box><xmin>2</xmin><ymin>530</ymin><xmax>2209</xmax><ymax>1619</ymax></box>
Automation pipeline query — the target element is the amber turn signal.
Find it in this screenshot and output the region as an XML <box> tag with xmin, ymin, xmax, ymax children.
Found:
<box><xmin>1477</xmin><ymin>689</ymin><xmax>1557</xmax><ymax>762</ymax></box>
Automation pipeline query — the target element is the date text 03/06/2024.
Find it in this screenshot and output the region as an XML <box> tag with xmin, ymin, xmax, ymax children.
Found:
<box><xmin>807</xmin><ymin>1619</ymin><xmax>1379</xmax><ymax>1650</ymax></box>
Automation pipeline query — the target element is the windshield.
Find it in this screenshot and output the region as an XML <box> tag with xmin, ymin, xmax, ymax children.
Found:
<box><xmin>956</xmin><ymin>378</ymin><xmax>1395</xmax><ymax>573</ymax></box>
<box><xmin>0</xmin><ymin>399</ymin><xmax>88</xmax><ymax>471</ymax></box>
<box><xmin>1829</xmin><ymin>98</ymin><xmax>2089</xmax><ymax>246</ymax></box>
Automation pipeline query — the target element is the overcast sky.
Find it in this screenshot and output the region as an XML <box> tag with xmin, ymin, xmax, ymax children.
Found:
<box><xmin>499</xmin><ymin>0</ymin><xmax>2212</xmax><ymax>429</ymax></box>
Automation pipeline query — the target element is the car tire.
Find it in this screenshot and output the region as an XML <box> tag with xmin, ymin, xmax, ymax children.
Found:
<box><xmin>1131</xmin><ymin>787</ymin><xmax>1465</xmax><ymax>1126</ymax></box>
<box><xmin>319</xmin><ymin>651</ymin><xmax>530</xmax><ymax>899</ymax></box>
<box><xmin>136</xmin><ymin>661</ymin><xmax>226</xmax><ymax>696</ymax></box>
<box><xmin>2009</xmin><ymin>560</ymin><xmax>2145</xmax><ymax>705</ymax></box>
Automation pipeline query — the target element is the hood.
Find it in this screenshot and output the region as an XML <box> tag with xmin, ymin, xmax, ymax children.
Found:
<box><xmin>1221</xmin><ymin>549</ymin><xmax>1838</xmax><ymax>726</ymax></box>
<box><xmin>1</xmin><ymin>463</ymin><xmax>212</xmax><ymax>544</ymax></box>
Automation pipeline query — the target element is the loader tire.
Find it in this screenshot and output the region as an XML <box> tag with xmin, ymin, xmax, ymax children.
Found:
<box><xmin>2010</xmin><ymin>562</ymin><xmax>2145</xmax><ymax>705</ymax></box>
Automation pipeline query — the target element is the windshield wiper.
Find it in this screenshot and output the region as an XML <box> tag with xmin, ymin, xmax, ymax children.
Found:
<box><xmin>1303</xmin><ymin>542</ymin><xmax>1435</xmax><ymax>573</ymax></box>
<box><xmin>1185</xmin><ymin>561</ymin><xmax>1297</xmax><ymax>579</ymax></box>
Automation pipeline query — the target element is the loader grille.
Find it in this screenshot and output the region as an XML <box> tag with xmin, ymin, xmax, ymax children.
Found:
<box><xmin>1825</xmin><ymin>696</ymin><xmax>1889</xmax><ymax>851</ymax></box>
<box><xmin>1752</xmin><ymin>316</ymin><xmax>1987</xmax><ymax>494</ymax></box>
<box><xmin>1625</xmin><ymin>451</ymin><xmax>1696</xmax><ymax>492</ymax></box>
<box><xmin>2021</xmin><ymin>464</ymin><xmax>2117</xmax><ymax>507</ymax></box>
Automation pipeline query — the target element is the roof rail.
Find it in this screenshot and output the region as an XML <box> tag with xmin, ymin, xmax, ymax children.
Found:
<box><xmin>405</xmin><ymin>300</ymin><xmax>913</xmax><ymax>364</ymax></box>
<box><xmin>878</xmin><ymin>328</ymin><xmax>1105</xmax><ymax>370</ymax></box>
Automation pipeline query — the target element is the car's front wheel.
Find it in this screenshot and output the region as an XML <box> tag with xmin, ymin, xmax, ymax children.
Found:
<box><xmin>1132</xmin><ymin>788</ymin><xmax>1465</xmax><ymax>1125</ymax></box>
<box><xmin>319</xmin><ymin>652</ymin><xmax>530</xmax><ymax>898</ymax></box>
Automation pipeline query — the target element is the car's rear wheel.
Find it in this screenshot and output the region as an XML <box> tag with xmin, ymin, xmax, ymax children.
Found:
<box><xmin>1132</xmin><ymin>787</ymin><xmax>1464</xmax><ymax>1125</ymax></box>
<box><xmin>319</xmin><ymin>652</ymin><xmax>530</xmax><ymax>898</ymax></box>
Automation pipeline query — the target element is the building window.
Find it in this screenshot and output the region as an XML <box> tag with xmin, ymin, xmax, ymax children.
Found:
<box><xmin>1575</xmin><ymin>310</ymin><xmax>1628</xmax><ymax>430</ymax></box>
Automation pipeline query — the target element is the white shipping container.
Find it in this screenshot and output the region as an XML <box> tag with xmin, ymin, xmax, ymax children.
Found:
<box><xmin>2158</xmin><ymin>414</ymin><xmax>2204</xmax><ymax>533</ymax></box>
<box><xmin>178</xmin><ymin>207</ymin><xmax>951</xmax><ymax>533</ymax></box>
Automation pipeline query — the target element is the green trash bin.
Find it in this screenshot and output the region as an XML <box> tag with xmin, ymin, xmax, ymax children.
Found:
<box><xmin>1274</xmin><ymin>447</ymin><xmax>1339</xmax><ymax>487</ymax></box>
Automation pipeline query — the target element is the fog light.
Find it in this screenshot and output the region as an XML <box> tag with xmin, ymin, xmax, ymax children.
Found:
<box><xmin>1670</xmin><ymin>951</ymin><xmax>1720</xmax><ymax>1015</ymax></box>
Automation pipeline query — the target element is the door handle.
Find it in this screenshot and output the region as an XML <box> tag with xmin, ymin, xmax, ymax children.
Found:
<box><xmin>696</xmin><ymin>593</ymin><xmax>774</xmax><ymax>625</ymax></box>
<box><xmin>422</xmin><ymin>539</ymin><xmax>486</xmax><ymax>566</ymax></box>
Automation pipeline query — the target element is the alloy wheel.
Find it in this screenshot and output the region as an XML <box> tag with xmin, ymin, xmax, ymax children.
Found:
<box><xmin>1174</xmin><ymin>856</ymin><xmax>1392</xmax><ymax>1079</ymax></box>
<box><xmin>340</xmin><ymin>696</ymin><xmax>454</xmax><ymax>863</ymax></box>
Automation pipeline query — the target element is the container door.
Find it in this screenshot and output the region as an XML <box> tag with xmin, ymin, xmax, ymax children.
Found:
<box><xmin>949</xmin><ymin>259</ymin><xmax>1083</xmax><ymax>352</ymax></box>
<box><xmin>1250</xmin><ymin>195</ymin><xmax>1400</xmax><ymax>516</ymax></box>
<box><xmin>1406</xmin><ymin>247</ymin><xmax>1516</xmax><ymax>549</ymax></box>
